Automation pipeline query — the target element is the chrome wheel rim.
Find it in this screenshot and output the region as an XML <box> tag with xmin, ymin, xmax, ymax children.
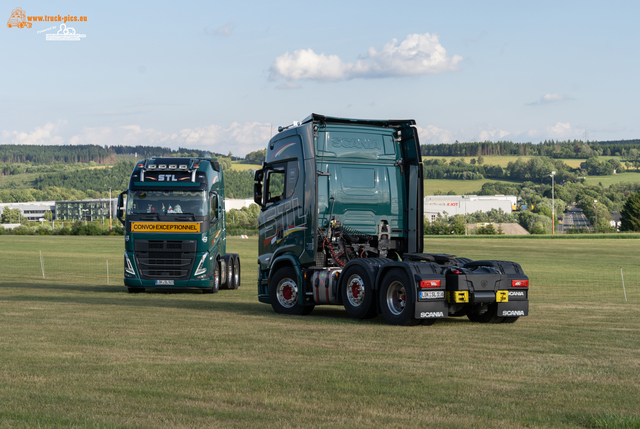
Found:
<box><xmin>346</xmin><ymin>275</ymin><xmax>365</xmax><ymax>307</ymax></box>
<box><xmin>276</xmin><ymin>278</ymin><xmax>298</xmax><ymax>308</ymax></box>
<box><xmin>386</xmin><ymin>281</ymin><xmax>406</xmax><ymax>316</ymax></box>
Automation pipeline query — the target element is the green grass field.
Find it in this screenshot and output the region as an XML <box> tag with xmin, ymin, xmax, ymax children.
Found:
<box><xmin>423</xmin><ymin>156</ymin><xmax>587</xmax><ymax>169</ymax></box>
<box><xmin>231</xmin><ymin>162</ymin><xmax>261</xmax><ymax>171</ymax></box>
<box><xmin>1</xmin><ymin>236</ymin><xmax>639</xmax><ymax>428</ymax></box>
<box><xmin>423</xmin><ymin>178</ymin><xmax>521</xmax><ymax>195</ymax></box>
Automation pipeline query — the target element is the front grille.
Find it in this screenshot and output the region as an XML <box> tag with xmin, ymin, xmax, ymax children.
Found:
<box><xmin>134</xmin><ymin>240</ymin><xmax>197</xmax><ymax>280</ymax></box>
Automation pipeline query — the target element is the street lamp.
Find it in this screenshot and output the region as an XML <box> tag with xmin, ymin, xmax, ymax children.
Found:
<box><xmin>594</xmin><ymin>200</ymin><xmax>597</xmax><ymax>233</ymax></box>
<box><xmin>550</xmin><ymin>171</ymin><xmax>556</xmax><ymax>234</ymax></box>
<box><xmin>109</xmin><ymin>187</ymin><xmax>112</xmax><ymax>230</ymax></box>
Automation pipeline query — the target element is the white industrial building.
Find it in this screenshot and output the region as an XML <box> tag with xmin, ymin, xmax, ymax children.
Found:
<box><xmin>424</xmin><ymin>195</ymin><xmax>518</xmax><ymax>222</ymax></box>
<box><xmin>0</xmin><ymin>199</ymin><xmax>118</xmax><ymax>223</ymax></box>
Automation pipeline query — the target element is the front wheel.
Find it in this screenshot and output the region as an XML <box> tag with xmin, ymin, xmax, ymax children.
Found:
<box><xmin>340</xmin><ymin>264</ymin><xmax>377</xmax><ymax>319</ymax></box>
<box><xmin>269</xmin><ymin>267</ymin><xmax>313</xmax><ymax>315</ymax></box>
<box><xmin>379</xmin><ymin>269</ymin><xmax>420</xmax><ymax>326</ymax></box>
<box><xmin>210</xmin><ymin>260</ymin><xmax>220</xmax><ymax>294</ymax></box>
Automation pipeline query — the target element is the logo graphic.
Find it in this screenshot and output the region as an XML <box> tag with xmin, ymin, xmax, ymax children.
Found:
<box><xmin>46</xmin><ymin>23</ymin><xmax>85</xmax><ymax>41</ymax></box>
<box><xmin>271</xmin><ymin>142</ymin><xmax>296</xmax><ymax>160</ymax></box>
<box><xmin>7</xmin><ymin>7</ymin><xmax>31</xmax><ymax>28</ymax></box>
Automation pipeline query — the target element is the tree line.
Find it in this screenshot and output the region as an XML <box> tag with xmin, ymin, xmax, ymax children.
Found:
<box><xmin>421</xmin><ymin>140</ymin><xmax>640</xmax><ymax>159</ymax></box>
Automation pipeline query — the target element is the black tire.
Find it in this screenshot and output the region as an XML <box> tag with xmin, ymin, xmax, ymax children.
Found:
<box><xmin>467</xmin><ymin>304</ymin><xmax>503</xmax><ymax>323</ymax></box>
<box><xmin>379</xmin><ymin>269</ymin><xmax>420</xmax><ymax>326</ymax></box>
<box><xmin>225</xmin><ymin>256</ymin><xmax>235</xmax><ymax>290</ymax></box>
<box><xmin>127</xmin><ymin>287</ymin><xmax>144</xmax><ymax>293</ymax></box>
<box><xmin>269</xmin><ymin>266</ymin><xmax>313</xmax><ymax>315</ymax></box>
<box><xmin>231</xmin><ymin>256</ymin><xmax>240</xmax><ymax>290</ymax></box>
<box><xmin>211</xmin><ymin>260</ymin><xmax>220</xmax><ymax>294</ymax></box>
<box><xmin>340</xmin><ymin>264</ymin><xmax>377</xmax><ymax>319</ymax></box>
<box><xmin>502</xmin><ymin>317</ymin><xmax>519</xmax><ymax>324</ymax></box>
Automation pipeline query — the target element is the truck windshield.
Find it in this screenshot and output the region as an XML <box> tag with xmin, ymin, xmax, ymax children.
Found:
<box><xmin>127</xmin><ymin>190</ymin><xmax>207</xmax><ymax>215</ymax></box>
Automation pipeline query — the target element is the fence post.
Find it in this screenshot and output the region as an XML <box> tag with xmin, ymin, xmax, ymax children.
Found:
<box><xmin>106</xmin><ymin>259</ymin><xmax>109</xmax><ymax>285</ymax></box>
<box><xmin>39</xmin><ymin>250</ymin><xmax>45</xmax><ymax>279</ymax></box>
<box><xmin>621</xmin><ymin>267</ymin><xmax>627</xmax><ymax>302</ymax></box>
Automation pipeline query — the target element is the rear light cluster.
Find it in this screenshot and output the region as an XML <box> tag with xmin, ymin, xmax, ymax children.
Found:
<box><xmin>420</xmin><ymin>280</ymin><xmax>441</xmax><ymax>288</ymax></box>
<box><xmin>512</xmin><ymin>280</ymin><xmax>529</xmax><ymax>287</ymax></box>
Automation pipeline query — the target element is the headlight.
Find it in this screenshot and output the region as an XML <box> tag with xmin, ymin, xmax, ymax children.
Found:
<box><xmin>124</xmin><ymin>252</ymin><xmax>136</xmax><ymax>276</ymax></box>
<box><xmin>194</xmin><ymin>253</ymin><xmax>209</xmax><ymax>276</ymax></box>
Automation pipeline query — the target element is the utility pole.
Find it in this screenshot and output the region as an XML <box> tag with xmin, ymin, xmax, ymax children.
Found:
<box><xmin>594</xmin><ymin>200</ymin><xmax>598</xmax><ymax>233</ymax></box>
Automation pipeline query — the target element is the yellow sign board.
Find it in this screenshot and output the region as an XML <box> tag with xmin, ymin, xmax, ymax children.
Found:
<box><xmin>131</xmin><ymin>222</ymin><xmax>200</xmax><ymax>233</ymax></box>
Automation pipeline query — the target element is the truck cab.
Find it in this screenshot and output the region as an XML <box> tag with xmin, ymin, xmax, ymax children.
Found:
<box><xmin>118</xmin><ymin>157</ymin><xmax>240</xmax><ymax>293</ymax></box>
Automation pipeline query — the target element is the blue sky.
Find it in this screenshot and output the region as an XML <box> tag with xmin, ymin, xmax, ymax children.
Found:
<box><xmin>2</xmin><ymin>0</ymin><xmax>639</xmax><ymax>157</ymax></box>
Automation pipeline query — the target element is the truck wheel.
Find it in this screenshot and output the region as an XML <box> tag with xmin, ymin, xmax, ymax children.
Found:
<box><xmin>226</xmin><ymin>256</ymin><xmax>236</xmax><ymax>290</ymax></box>
<box><xmin>232</xmin><ymin>257</ymin><xmax>241</xmax><ymax>289</ymax></box>
<box><xmin>467</xmin><ymin>304</ymin><xmax>502</xmax><ymax>323</ymax></box>
<box><xmin>269</xmin><ymin>267</ymin><xmax>313</xmax><ymax>315</ymax></box>
<box><xmin>211</xmin><ymin>261</ymin><xmax>220</xmax><ymax>294</ymax></box>
<box><xmin>379</xmin><ymin>269</ymin><xmax>420</xmax><ymax>326</ymax></box>
<box><xmin>340</xmin><ymin>265</ymin><xmax>377</xmax><ymax>319</ymax></box>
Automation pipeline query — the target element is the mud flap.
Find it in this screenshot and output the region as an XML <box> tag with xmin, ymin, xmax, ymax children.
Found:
<box><xmin>496</xmin><ymin>301</ymin><xmax>528</xmax><ymax>317</ymax></box>
<box><xmin>415</xmin><ymin>301</ymin><xmax>448</xmax><ymax>319</ymax></box>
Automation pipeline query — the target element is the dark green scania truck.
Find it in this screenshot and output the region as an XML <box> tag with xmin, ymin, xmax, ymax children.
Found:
<box><xmin>117</xmin><ymin>157</ymin><xmax>240</xmax><ymax>293</ymax></box>
<box><xmin>253</xmin><ymin>114</ymin><xmax>529</xmax><ymax>325</ymax></box>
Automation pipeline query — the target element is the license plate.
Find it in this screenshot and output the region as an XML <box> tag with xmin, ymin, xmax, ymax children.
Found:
<box><xmin>420</xmin><ymin>291</ymin><xmax>444</xmax><ymax>299</ymax></box>
<box><xmin>155</xmin><ymin>280</ymin><xmax>174</xmax><ymax>285</ymax></box>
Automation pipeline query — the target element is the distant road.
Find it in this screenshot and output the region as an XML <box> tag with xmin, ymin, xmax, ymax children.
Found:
<box><xmin>562</xmin><ymin>207</ymin><xmax>591</xmax><ymax>232</ymax></box>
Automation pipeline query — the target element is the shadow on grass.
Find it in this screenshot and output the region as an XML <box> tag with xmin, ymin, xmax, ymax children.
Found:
<box><xmin>0</xmin><ymin>282</ymin><xmax>476</xmax><ymax>326</ymax></box>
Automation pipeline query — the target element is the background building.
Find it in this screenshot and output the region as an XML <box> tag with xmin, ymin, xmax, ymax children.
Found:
<box><xmin>424</xmin><ymin>195</ymin><xmax>518</xmax><ymax>222</ymax></box>
<box><xmin>1</xmin><ymin>199</ymin><xmax>118</xmax><ymax>223</ymax></box>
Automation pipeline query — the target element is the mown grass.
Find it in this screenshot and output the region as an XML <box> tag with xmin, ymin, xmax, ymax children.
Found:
<box><xmin>231</xmin><ymin>162</ymin><xmax>261</xmax><ymax>172</ymax></box>
<box><xmin>423</xmin><ymin>178</ymin><xmax>520</xmax><ymax>195</ymax></box>
<box><xmin>581</xmin><ymin>172</ymin><xmax>640</xmax><ymax>187</ymax></box>
<box><xmin>423</xmin><ymin>156</ymin><xmax>588</xmax><ymax>169</ymax></box>
<box><xmin>1</xmin><ymin>236</ymin><xmax>639</xmax><ymax>428</ymax></box>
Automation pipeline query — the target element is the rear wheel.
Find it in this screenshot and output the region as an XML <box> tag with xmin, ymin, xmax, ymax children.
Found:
<box><xmin>379</xmin><ymin>269</ymin><xmax>420</xmax><ymax>326</ymax></box>
<box><xmin>269</xmin><ymin>267</ymin><xmax>313</xmax><ymax>315</ymax></box>
<box><xmin>340</xmin><ymin>264</ymin><xmax>377</xmax><ymax>319</ymax></box>
<box><xmin>230</xmin><ymin>256</ymin><xmax>240</xmax><ymax>290</ymax></box>
<box><xmin>225</xmin><ymin>256</ymin><xmax>236</xmax><ymax>290</ymax></box>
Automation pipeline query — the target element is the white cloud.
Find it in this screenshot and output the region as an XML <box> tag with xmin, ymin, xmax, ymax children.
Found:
<box><xmin>478</xmin><ymin>128</ymin><xmax>511</xmax><ymax>141</ymax></box>
<box><xmin>269</xmin><ymin>33</ymin><xmax>462</xmax><ymax>81</ymax></box>
<box><xmin>2</xmin><ymin>121</ymin><xmax>273</xmax><ymax>157</ymax></box>
<box><xmin>528</xmin><ymin>93</ymin><xmax>572</xmax><ymax>106</ymax></box>
<box><xmin>416</xmin><ymin>125</ymin><xmax>455</xmax><ymax>144</ymax></box>
<box><xmin>546</xmin><ymin>122</ymin><xmax>581</xmax><ymax>139</ymax></box>
<box><xmin>1</xmin><ymin>121</ymin><xmax>67</xmax><ymax>145</ymax></box>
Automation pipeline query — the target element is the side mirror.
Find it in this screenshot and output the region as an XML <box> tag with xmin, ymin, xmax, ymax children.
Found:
<box><xmin>254</xmin><ymin>168</ymin><xmax>264</xmax><ymax>207</ymax></box>
<box><xmin>117</xmin><ymin>191</ymin><xmax>127</xmax><ymax>225</ymax></box>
